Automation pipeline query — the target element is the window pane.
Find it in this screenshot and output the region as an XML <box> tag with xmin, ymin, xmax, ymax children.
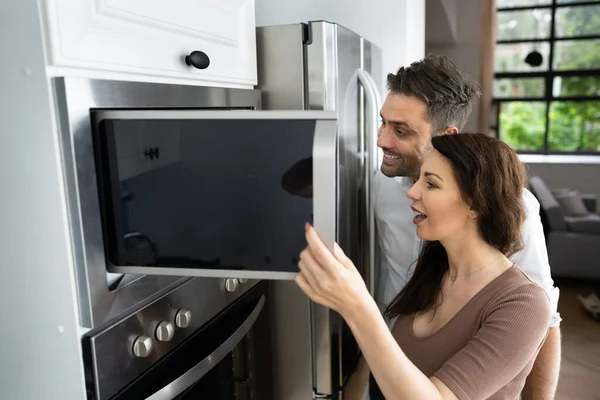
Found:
<box><xmin>555</xmin><ymin>5</ymin><xmax>600</xmax><ymax>38</ymax></box>
<box><xmin>494</xmin><ymin>78</ymin><xmax>545</xmax><ymax>97</ymax></box>
<box><xmin>499</xmin><ymin>102</ymin><xmax>547</xmax><ymax>150</ymax></box>
<box><xmin>495</xmin><ymin>42</ymin><xmax>550</xmax><ymax>72</ymax></box>
<box><xmin>549</xmin><ymin>101</ymin><xmax>600</xmax><ymax>151</ymax></box>
<box><xmin>553</xmin><ymin>76</ymin><xmax>600</xmax><ymax>96</ymax></box>
<box><xmin>491</xmin><ymin>103</ymin><xmax>499</xmax><ymax>126</ymax></box>
<box><xmin>553</xmin><ymin>39</ymin><xmax>600</xmax><ymax>70</ymax></box>
<box><xmin>497</xmin><ymin>9</ymin><xmax>551</xmax><ymax>40</ymax></box>
<box><xmin>498</xmin><ymin>0</ymin><xmax>551</xmax><ymax>7</ymax></box>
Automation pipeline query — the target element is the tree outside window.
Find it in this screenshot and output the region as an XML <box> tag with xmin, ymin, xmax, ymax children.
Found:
<box><xmin>493</xmin><ymin>0</ymin><xmax>600</xmax><ymax>154</ymax></box>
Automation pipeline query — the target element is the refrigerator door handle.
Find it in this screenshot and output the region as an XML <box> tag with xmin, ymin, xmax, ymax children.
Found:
<box><xmin>357</xmin><ymin>69</ymin><xmax>382</xmax><ymax>297</ymax></box>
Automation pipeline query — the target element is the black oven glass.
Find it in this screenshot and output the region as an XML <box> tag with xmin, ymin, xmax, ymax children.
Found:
<box><xmin>93</xmin><ymin>119</ymin><xmax>315</xmax><ymax>274</ymax></box>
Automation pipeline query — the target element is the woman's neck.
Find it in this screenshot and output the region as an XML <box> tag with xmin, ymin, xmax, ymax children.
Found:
<box><xmin>440</xmin><ymin>231</ymin><xmax>506</xmax><ymax>281</ymax></box>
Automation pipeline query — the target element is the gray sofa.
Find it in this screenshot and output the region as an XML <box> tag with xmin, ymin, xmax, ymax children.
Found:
<box><xmin>529</xmin><ymin>176</ymin><xmax>600</xmax><ymax>281</ymax></box>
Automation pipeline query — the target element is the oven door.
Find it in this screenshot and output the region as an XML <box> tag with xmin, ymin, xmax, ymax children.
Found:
<box><xmin>91</xmin><ymin>110</ymin><xmax>337</xmax><ymax>281</ymax></box>
<box><xmin>84</xmin><ymin>280</ymin><xmax>273</xmax><ymax>400</ymax></box>
<box><xmin>117</xmin><ymin>293</ymin><xmax>269</xmax><ymax>399</ymax></box>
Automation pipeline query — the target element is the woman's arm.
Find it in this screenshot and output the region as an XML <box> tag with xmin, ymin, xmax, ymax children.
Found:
<box><xmin>296</xmin><ymin>224</ymin><xmax>454</xmax><ymax>399</ymax></box>
<box><xmin>343</xmin><ymin>297</ymin><xmax>456</xmax><ymax>400</ymax></box>
<box><xmin>296</xmin><ymin>224</ymin><xmax>552</xmax><ymax>400</ymax></box>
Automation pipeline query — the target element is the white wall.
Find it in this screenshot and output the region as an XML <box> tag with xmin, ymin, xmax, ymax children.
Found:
<box><xmin>426</xmin><ymin>0</ymin><xmax>482</xmax><ymax>133</ymax></box>
<box><xmin>0</xmin><ymin>1</ymin><xmax>86</xmax><ymax>399</ymax></box>
<box><xmin>255</xmin><ymin>0</ymin><xmax>426</xmax><ymax>96</ymax></box>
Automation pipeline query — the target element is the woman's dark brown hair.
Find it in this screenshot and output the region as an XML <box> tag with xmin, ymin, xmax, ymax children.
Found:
<box><xmin>384</xmin><ymin>133</ymin><xmax>527</xmax><ymax>319</ymax></box>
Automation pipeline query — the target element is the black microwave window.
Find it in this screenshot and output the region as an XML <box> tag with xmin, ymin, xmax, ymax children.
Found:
<box><xmin>93</xmin><ymin>118</ymin><xmax>315</xmax><ymax>274</ymax></box>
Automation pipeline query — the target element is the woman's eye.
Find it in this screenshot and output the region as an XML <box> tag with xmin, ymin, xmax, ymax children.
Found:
<box><xmin>426</xmin><ymin>181</ymin><xmax>436</xmax><ymax>189</ymax></box>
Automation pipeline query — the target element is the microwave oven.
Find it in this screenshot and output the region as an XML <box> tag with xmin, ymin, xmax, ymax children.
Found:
<box><xmin>91</xmin><ymin>109</ymin><xmax>338</xmax><ymax>280</ymax></box>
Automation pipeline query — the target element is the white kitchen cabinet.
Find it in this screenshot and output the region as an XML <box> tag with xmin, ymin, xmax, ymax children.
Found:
<box><xmin>41</xmin><ymin>0</ymin><xmax>257</xmax><ymax>86</ymax></box>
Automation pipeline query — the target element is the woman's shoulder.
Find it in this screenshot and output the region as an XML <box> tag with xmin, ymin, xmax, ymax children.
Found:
<box><xmin>484</xmin><ymin>265</ymin><xmax>551</xmax><ymax>318</ymax></box>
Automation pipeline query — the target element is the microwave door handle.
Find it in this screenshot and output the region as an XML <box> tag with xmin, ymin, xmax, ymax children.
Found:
<box><xmin>357</xmin><ymin>69</ymin><xmax>381</xmax><ymax>297</ymax></box>
<box><xmin>311</xmin><ymin>119</ymin><xmax>338</xmax><ymax>397</ymax></box>
<box><xmin>145</xmin><ymin>295</ymin><xmax>266</xmax><ymax>400</ymax></box>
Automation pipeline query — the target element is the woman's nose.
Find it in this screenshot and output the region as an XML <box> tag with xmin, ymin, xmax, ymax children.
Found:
<box><xmin>406</xmin><ymin>181</ymin><xmax>420</xmax><ymax>200</ymax></box>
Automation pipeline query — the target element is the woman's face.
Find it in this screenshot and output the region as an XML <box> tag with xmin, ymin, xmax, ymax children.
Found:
<box><xmin>406</xmin><ymin>149</ymin><xmax>475</xmax><ymax>242</ymax></box>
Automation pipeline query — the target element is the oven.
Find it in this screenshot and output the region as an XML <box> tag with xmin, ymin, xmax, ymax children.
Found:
<box><xmin>56</xmin><ymin>75</ymin><xmax>367</xmax><ymax>399</ymax></box>
<box><xmin>53</xmin><ymin>77</ymin><xmax>263</xmax><ymax>329</ymax></box>
<box><xmin>82</xmin><ymin>278</ymin><xmax>273</xmax><ymax>400</ymax></box>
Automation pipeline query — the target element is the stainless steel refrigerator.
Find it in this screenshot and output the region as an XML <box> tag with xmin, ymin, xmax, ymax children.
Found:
<box><xmin>256</xmin><ymin>21</ymin><xmax>383</xmax><ymax>400</ymax></box>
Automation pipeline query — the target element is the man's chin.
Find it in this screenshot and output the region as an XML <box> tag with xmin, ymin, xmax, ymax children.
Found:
<box><xmin>380</xmin><ymin>163</ymin><xmax>407</xmax><ymax>178</ymax></box>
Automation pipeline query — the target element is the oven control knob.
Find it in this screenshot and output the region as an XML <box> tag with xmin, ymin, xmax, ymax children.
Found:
<box><xmin>155</xmin><ymin>321</ymin><xmax>175</xmax><ymax>342</ymax></box>
<box><xmin>237</xmin><ymin>278</ymin><xmax>248</xmax><ymax>284</ymax></box>
<box><xmin>132</xmin><ymin>335</ymin><xmax>154</xmax><ymax>358</ymax></box>
<box><xmin>223</xmin><ymin>278</ymin><xmax>238</xmax><ymax>292</ymax></box>
<box><xmin>175</xmin><ymin>309</ymin><xmax>192</xmax><ymax>328</ymax></box>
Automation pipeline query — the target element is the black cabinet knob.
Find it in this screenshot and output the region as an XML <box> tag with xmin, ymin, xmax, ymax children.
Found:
<box><xmin>185</xmin><ymin>51</ymin><xmax>210</xmax><ymax>70</ymax></box>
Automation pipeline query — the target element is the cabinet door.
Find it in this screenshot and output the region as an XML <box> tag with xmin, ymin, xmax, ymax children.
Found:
<box><xmin>42</xmin><ymin>0</ymin><xmax>257</xmax><ymax>86</ymax></box>
<box><xmin>93</xmin><ymin>110</ymin><xmax>338</xmax><ymax>281</ymax></box>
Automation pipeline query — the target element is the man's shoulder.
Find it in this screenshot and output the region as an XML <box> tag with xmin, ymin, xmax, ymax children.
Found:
<box><xmin>522</xmin><ymin>187</ymin><xmax>541</xmax><ymax>215</ymax></box>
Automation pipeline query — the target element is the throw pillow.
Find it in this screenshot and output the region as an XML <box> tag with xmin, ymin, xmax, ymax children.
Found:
<box><xmin>554</xmin><ymin>190</ymin><xmax>589</xmax><ymax>217</ymax></box>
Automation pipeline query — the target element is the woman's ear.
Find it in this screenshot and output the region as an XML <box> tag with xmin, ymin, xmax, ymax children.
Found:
<box><xmin>468</xmin><ymin>206</ymin><xmax>478</xmax><ymax>219</ymax></box>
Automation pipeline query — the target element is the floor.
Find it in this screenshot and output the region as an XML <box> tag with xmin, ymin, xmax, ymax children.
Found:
<box><xmin>554</xmin><ymin>287</ymin><xmax>600</xmax><ymax>400</ymax></box>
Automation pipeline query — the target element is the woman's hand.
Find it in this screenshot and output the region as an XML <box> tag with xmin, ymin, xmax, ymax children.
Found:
<box><xmin>295</xmin><ymin>222</ymin><xmax>373</xmax><ymax>319</ymax></box>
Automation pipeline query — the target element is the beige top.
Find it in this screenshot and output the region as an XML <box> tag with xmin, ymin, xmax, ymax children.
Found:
<box><xmin>372</xmin><ymin>266</ymin><xmax>551</xmax><ymax>400</ymax></box>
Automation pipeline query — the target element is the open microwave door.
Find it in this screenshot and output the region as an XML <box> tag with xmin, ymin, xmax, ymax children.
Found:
<box><xmin>91</xmin><ymin>110</ymin><xmax>337</xmax><ymax>281</ymax></box>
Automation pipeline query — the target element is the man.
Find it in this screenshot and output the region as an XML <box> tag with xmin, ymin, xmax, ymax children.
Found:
<box><xmin>367</xmin><ymin>54</ymin><xmax>561</xmax><ymax>399</ymax></box>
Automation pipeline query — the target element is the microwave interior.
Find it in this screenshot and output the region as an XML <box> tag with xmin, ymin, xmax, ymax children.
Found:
<box><xmin>91</xmin><ymin>110</ymin><xmax>337</xmax><ymax>280</ymax></box>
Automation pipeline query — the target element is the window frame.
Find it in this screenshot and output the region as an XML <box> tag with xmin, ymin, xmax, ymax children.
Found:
<box><xmin>492</xmin><ymin>0</ymin><xmax>600</xmax><ymax>155</ymax></box>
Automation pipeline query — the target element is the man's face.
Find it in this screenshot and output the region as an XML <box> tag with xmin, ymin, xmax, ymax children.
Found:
<box><xmin>377</xmin><ymin>93</ymin><xmax>435</xmax><ymax>178</ymax></box>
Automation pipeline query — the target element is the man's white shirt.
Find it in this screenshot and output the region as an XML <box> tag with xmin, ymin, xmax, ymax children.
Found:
<box><xmin>371</xmin><ymin>169</ymin><xmax>561</xmax><ymax>328</ymax></box>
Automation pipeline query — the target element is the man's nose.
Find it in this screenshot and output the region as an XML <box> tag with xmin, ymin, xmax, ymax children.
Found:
<box><xmin>377</xmin><ymin>126</ymin><xmax>392</xmax><ymax>149</ymax></box>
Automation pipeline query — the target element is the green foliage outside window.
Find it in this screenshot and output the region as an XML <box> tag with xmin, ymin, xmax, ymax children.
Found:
<box><xmin>495</xmin><ymin>4</ymin><xmax>600</xmax><ymax>153</ymax></box>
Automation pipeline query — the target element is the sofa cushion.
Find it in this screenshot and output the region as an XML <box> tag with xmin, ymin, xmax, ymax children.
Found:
<box><xmin>565</xmin><ymin>213</ymin><xmax>600</xmax><ymax>235</ymax></box>
<box><xmin>554</xmin><ymin>190</ymin><xmax>590</xmax><ymax>217</ymax></box>
<box><xmin>529</xmin><ymin>176</ymin><xmax>567</xmax><ymax>232</ymax></box>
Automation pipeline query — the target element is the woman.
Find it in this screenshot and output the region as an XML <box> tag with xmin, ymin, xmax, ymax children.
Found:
<box><xmin>296</xmin><ymin>133</ymin><xmax>551</xmax><ymax>400</ymax></box>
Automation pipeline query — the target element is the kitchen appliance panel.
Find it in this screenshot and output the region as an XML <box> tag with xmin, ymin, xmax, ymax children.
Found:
<box><xmin>255</xmin><ymin>24</ymin><xmax>307</xmax><ymax>110</ymax></box>
<box><xmin>82</xmin><ymin>278</ymin><xmax>272</xmax><ymax>400</ymax></box>
<box><xmin>255</xmin><ymin>21</ymin><xmax>382</xmax><ymax>399</ymax></box>
<box><xmin>91</xmin><ymin>110</ymin><xmax>338</xmax><ymax>280</ymax></box>
<box><xmin>307</xmin><ymin>21</ymin><xmax>364</xmax><ymax>397</ymax></box>
<box><xmin>54</xmin><ymin>77</ymin><xmax>263</xmax><ymax>328</ymax></box>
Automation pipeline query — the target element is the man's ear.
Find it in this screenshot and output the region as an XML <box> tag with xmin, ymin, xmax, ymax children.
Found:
<box><xmin>439</xmin><ymin>126</ymin><xmax>459</xmax><ymax>136</ymax></box>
